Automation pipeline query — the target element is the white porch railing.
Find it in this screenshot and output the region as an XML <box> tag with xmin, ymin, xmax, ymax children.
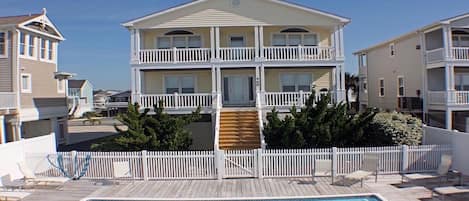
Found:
<box><xmin>139</xmin><ymin>48</ymin><xmax>211</xmax><ymax>64</ymax></box>
<box><xmin>427</xmin><ymin>91</ymin><xmax>447</xmax><ymax>105</ymax></box>
<box><xmin>263</xmin><ymin>91</ymin><xmax>331</xmax><ymax>107</ymax></box>
<box><xmin>428</xmin><ymin>91</ymin><xmax>469</xmax><ymax>105</ymax></box>
<box><xmin>452</xmin><ymin>47</ymin><xmax>469</xmax><ymax>61</ymax></box>
<box><xmin>219</xmin><ymin>47</ymin><xmax>255</xmax><ymax>61</ymax></box>
<box><xmin>426</xmin><ymin>48</ymin><xmax>445</xmax><ymax>64</ymax></box>
<box><xmin>139</xmin><ymin>93</ymin><xmax>213</xmax><ymax>109</ymax></box>
<box><xmin>449</xmin><ymin>91</ymin><xmax>469</xmax><ymax>105</ymax></box>
<box><xmin>263</xmin><ymin>46</ymin><xmax>334</xmax><ymax>61</ymax></box>
<box><xmin>0</xmin><ymin>92</ymin><xmax>16</xmax><ymax>109</ymax></box>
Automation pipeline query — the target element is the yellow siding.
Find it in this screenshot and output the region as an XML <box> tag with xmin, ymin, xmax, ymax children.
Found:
<box><xmin>143</xmin><ymin>70</ymin><xmax>212</xmax><ymax>94</ymax></box>
<box><xmin>264</xmin><ymin>68</ymin><xmax>332</xmax><ymax>92</ymax></box>
<box><xmin>134</xmin><ymin>0</ymin><xmax>341</xmax><ymax>29</ymax></box>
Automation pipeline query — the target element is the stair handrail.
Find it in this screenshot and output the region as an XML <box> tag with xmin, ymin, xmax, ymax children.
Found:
<box><xmin>214</xmin><ymin>93</ymin><xmax>221</xmax><ymax>151</ymax></box>
<box><xmin>256</xmin><ymin>91</ymin><xmax>266</xmax><ymax>149</ymax></box>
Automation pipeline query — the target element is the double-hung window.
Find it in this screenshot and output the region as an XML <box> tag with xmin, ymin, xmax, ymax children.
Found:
<box><xmin>48</xmin><ymin>40</ymin><xmax>53</xmax><ymax>60</ymax></box>
<box><xmin>0</xmin><ymin>32</ymin><xmax>6</xmax><ymax>57</ymax></box>
<box><xmin>280</xmin><ymin>73</ymin><xmax>312</xmax><ymax>92</ymax></box>
<box><xmin>157</xmin><ymin>35</ymin><xmax>202</xmax><ymax>49</ymax></box>
<box><xmin>397</xmin><ymin>76</ymin><xmax>405</xmax><ymax>97</ymax></box>
<box><xmin>379</xmin><ymin>78</ymin><xmax>385</xmax><ymax>97</ymax></box>
<box><xmin>21</xmin><ymin>73</ymin><xmax>32</xmax><ymax>93</ymax></box>
<box><xmin>28</xmin><ymin>35</ymin><xmax>35</xmax><ymax>57</ymax></box>
<box><xmin>40</xmin><ymin>38</ymin><xmax>46</xmax><ymax>59</ymax></box>
<box><xmin>455</xmin><ymin>74</ymin><xmax>469</xmax><ymax>91</ymax></box>
<box><xmin>165</xmin><ymin>76</ymin><xmax>195</xmax><ymax>94</ymax></box>
<box><xmin>19</xmin><ymin>32</ymin><xmax>26</xmax><ymax>55</ymax></box>
<box><xmin>272</xmin><ymin>28</ymin><xmax>318</xmax><ymax>47</ymax></box>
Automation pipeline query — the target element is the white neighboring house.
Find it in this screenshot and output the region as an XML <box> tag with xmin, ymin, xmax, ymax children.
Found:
<box><xmin>123</xmin><ymin>0</ymin><xmax>349</xmax><ymax>150</ymax></box>
<box><xmin>355</xmin><ymin>13</ymin><xmax>469</xmax><ymax>131</ymax></box>
<box><xmin>68</xmin><ymin>80</ymin><xmax>94</xmax><ymax>118</ymax></box>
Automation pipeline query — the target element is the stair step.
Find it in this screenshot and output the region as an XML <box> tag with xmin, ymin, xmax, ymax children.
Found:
<box><xmin>218</xmin><ymin>110</ymin><xmax>261</xmax><ymax>150</ymax></box>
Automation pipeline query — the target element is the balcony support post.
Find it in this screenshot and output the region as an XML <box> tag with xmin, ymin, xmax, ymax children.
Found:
<box><xmin>260</xmin><ymin>64</ymin><xmax>265</xmax><ymax>92</ymax></box>
<box><xmin>254</xmin><ymin>26</ymin><xmax>259</xmax><ymax>59</ymax></box>
<box><xmin>210</xmin><ymin>27</ymin><xmax>215</xmax><ymax>60</ymax></box>
<box><xmin>0</xmin><ymin>115</ymin><xmax>5</xmax><ymax>144</ymax></box>
<box><xmin>339</xmin><ymin>25</ymin><xmax>345</xmax><ymax>60</ymax></box>
<box><xmin>446</xmin><ymin>109</ymin><xmax>453</xmax><ymax>130</ymax></box>
<box><xmin>215</xmin><ymin>27</ymin><xmax>220</xmax><ymax>60</ymax></box>
<box><xmin>442</xmin><ymin>24</ymin><xmax>452</xmax><ymax>60</ymax></box>
<box><xmin>259</xmin><ymin>26</ymin><xmax>264</xmax><ymax>59</ymax></box>
<box><xmin>211</xmin><ymin>65</ymin><xmax>216</xmax><ymax>94</ymax></box>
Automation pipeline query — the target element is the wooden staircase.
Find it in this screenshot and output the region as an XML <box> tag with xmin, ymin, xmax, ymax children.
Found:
<box><xmin>218</xmin><ymin>110</ymin><xmax>261</xmax><ymax>150</ymax></box>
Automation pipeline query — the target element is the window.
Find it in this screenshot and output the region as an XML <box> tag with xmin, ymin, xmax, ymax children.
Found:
<box><xmin>57</xmin><ymin>79</ymin><xmax>65</xmax><ymax>93</ymax></box>
<box><xmin>455</xmin><ymin>74</ymin><xmax>469</xmax><ymax>91</ymax></box>
<box><xmin>379</xmin><ymin>78</ymin><xmax>385</xmax><ymax>97</ymax></box>
<box><xmin>452</xmin><ymin>35</ymin><xmax>469</xmax><ymax>47</ymax></box>
<box><xmin>0</xmin><ymin>32</ymin><xmax>6</xmax><ymax>56</ymax></box>
<box><xmin>389</xmin><ymin>43</ymin><xmax>395</xmax><ymax>57</ymax></box>
<box><xmin>397</xmin><ymin>76</ymin><xmax>405</xmax><ymax>97</ymax></box>
<box><xmin>40</xmin><ymin>38</ymin><xmax>46</xmax><ymax>59</ymax></box>
<box><xmin>280</xmin><ymin>73</ymin><xmax>312</xmax><ymax>92</ymax></box>
<box><xmin>28</xmin><ymin>35</ymin><xmax>34</xmax><ymax>57</ymax></box>
<box><xmin>19</xmin><ymin>32</ymin><xmax>26</xmax><ymax>55</ymax></box>
<box><xmin>230</xmin><ymin>36</ymin><xmax>245</xmax><ymax>47</ymax></box>
<box><xmin>156</xmin><ymin>30</ymin><xmax>201</xmax><ymax>49</ymax></box>
<box><xmin>164</xmin><ymin>76</ymin><xmax>195</xmax><ymax>94</ymax></box>
<box><xmin>48</xmin><ymin>40</ymin><xmax>53</xmax><ymax>60</ymax></box>
<box><xmin>21</xmin><ymin>73</ymin><xmax>32</xmax><ymax>93</ymax></box>
<box><xmin>272</xmin><ymin>28</ymin><xmax>318</xmax><ymax>47</ymax></box>
<box><xmin>359</xmin><ymin>54</ymin><xmax>367</xmax><ymax>67</ymax></box>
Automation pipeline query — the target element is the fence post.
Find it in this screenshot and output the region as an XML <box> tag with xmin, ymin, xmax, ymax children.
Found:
<box><xmin>401</xmin><ymin>145</ymin><xmax>409</xmax><ymax>174</ymax></box>
<box><xmin>174</xmin><ymin>93</ymin><xmax>179</xmax><ymax>109</ymax></box>
<box><xmin>71</xmin><ymin>150</ymin><xmax>77</xmax><ymax>178</ymax></box>
<box><xmin>332</xmin><ymin>147</ymin><xmax>337</xmax><ymax>183</ymax></box>
<box><xmin>216</xmin><ymin>149</ymin><xmax>224</xmax><ymax>180</ymax></box>
<box><xmin>141</xmin><ymin>150</ymin><xmax>148</xmax><ymax>181</ymax></box>
<box><xmin>256</xmin><ymin>149</ymin><xmax>263</xmax><ymax>179</ymax></box>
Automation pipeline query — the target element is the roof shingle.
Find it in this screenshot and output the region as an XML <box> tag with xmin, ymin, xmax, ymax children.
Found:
<box><xmin>0</xmin><ymin>14</ymin><xmax>41</xmax><ymax>26</ymax></box>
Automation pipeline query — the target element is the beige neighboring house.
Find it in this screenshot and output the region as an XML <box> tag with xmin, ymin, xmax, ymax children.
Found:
<box><xmin>0</xmin><ymin>9</ymin><xmax>69</xmax><ymax>145</ymax></box>
<box><xmin>355</xmin><ymin>13</ymin><xmax>469</xmax><ymax>132</ymax></box>
<box><xmin>123</xmin><ymin>0</ymin><xmax>349</xmax><ymax>150</ymax></box>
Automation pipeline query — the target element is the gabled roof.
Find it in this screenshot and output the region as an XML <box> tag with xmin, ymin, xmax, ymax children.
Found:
<box><xmin>354</xmin><ymin>12</ymin><xmax>469</xmax><ymax>54</ymax></box>
<box><xmin>110</xmin><ymin>90</ymin><xmax>131</xmax><ymax>98</ymax></box>
<box><xmin>122</xmin><ymin>0</ymin><xmax>350</xmax><ymax>27</ymax></box>
<box><xmin>0</xmin><ymin>14</ymin><xmax>41</xmax><ymax>26</ymax></box>
<box><xmin>68</xmin><ymin>80</ymin><xmax>87</xmax><ymax>89</ymax></box>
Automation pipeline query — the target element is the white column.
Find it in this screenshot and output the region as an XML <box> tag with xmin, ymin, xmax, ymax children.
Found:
<box><xmin>260</xmin><ymin>64</ymin><xmax>265</xmax><ymax>92</ymax></box>
<box><xmin>0</xmin><ymin>116</ymin><xmax>5</xmax><ymax>144</ymax></box>
<box><xmin>331</xmin><ymin>67</ymin><xmax>337</xmax><ymax>97</ymax></box>
<box><xmin>334</xmin><ymin>26</ymin><xmax>340</xmax><ymax>59</ymax></box>
<box><xmin>446</xmin><ymin>109</ymin><xmax>452</xmax><ymax>130</ymax></box>
<box><xmin>216</xmin><ymin>66</ymin><xmax>222</xmax><ymax>93</ymax></box>
<box><xmin>255</xmin><ymin>66</ymin><xmax>260</xmax><ymax>93</ymax></box>
<box><xmin>215</xmin><ymin>27</ymin><xmax>220</xmax><ymax>59</ymax></box>
<box><xmin>210</xmin><ymin>27</ymin><xmax>215</xmax><ymax>60</ymax></box>
<box><xmin>339</xmin><ymin>25</ymin><xmax>345</xmax><ymax>59</ymax></box>
<box><xmin>130</xmin><ymin>68</ymin><xmax>136</xmax><ymax>103</ymax></box>
<box><xmin>442</xmin><ymin>25</ymin><xmax>451</xmax><ymax>60</ymax></box>
<box><xmin>12</xmin><ymin>119</ymin><xmax>21</xmax><ymax>141</ymax></box>
<box><xmin>254</xmin><ymin>26</ymin><xmax>259</xmax><ymax>58</ymax></box>
<box><xmin>340</xmin><ymin>65</ymin><xmax>346</xmax><ymax>91</ymax></box>
<box><xmin>259</xmin><ymin>26</ymin><xmax>264</xmax><ymax>59</ymax></box>
<box><xmin>137</xmin><ymin>69</ymin><xmax>143</xmax><ymax>95</ymax></box>
<box><xmin>211</xmin><ymin>65</ymin><xmax>216</xmax><ymax>94</ymax></box>
<box><xmin>445</xmin><ymin>64</ymin><xmax>452</xmax><ymax>91</ymax></box>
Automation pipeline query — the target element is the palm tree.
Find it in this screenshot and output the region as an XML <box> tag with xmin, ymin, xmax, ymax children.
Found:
<box><xmin>345</xmin><ymin>72</ymin><xmax>359</xmax><ymax>111</ymax></box>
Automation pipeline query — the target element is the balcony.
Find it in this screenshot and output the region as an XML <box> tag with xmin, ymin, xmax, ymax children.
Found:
<box><xmin>0</xmin><ymin>93</ymin><xmax>17</xmax><ymax>110</ymax></box>
<box><xmin>453</xmin><ymin>47</ymin><xmax>469</xmax><ymax>61</ymax></box>
<box><xmin>263</xmin><ymin>91</ymin><xmax>334</xmax><ymax>108</ymax></box>
<box><xmin>428</xmin><ymin>91</ymin><xmax>469</xmax><ymax>106</ymax></box>
<box><xmin>137</xmin><ymin>46</ymin><xmax>335</xmax><ymax>64</ymax></box>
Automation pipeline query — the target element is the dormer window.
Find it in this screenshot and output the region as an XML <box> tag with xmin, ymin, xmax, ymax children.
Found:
<box><xmin>156</xmin><ymin>30</ymin><xmax>201</xmax><ymax>49</ymax></box>
<box><xmin>272</xmin><ymin>28</ymin><xmax>318</xmax><ymax>47</ymax></box>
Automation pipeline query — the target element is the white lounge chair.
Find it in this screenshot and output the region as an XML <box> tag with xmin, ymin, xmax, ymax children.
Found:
<box><xmin>17</xmin><ymin>162</ymin><xmax>69</xmax><ymax>187</ymax></box>
<box><xmin>312</xmin><ymin>159</ymin><xmax>333</xmax><ymax>183</ymax></box>
<box><xmin>432</xmin><ymin>186</ymin><xmax>469</xmax><ymax>201</ymax></box>
<box><xmin>0</xmin><ymin>191</ymin><xmax>30</xmax><ymax>201</ymax></box>
<box><xmin>401</xmin><ymin>154</ymin><xmax>453</xmax><ymax>183</ymax></box>
<box><xmin>1</xmin><ymin>174</ymin><xmax>25</xmax><ymax>190</ymax></box>
<box><xmin>342</xmin><ymin>153</ymin><xmax>379</xmax><ymax>187</ymax></box>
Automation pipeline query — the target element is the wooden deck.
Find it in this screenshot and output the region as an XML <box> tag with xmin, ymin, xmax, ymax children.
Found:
<box><xmin>20</xmin><ymin>175</ymin><xmax>469</xmax><ymax>201</ymax></box>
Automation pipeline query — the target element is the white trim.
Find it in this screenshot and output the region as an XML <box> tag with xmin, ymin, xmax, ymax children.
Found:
<box><xmin>379</xmin><ymin>78</ymin><xmax>385</xmax><ymax>97</ymax></box>
<box><xmin>20</xmin><ymin>73</ymin><xmax>32</xmax><ymax>93</ymax></box>
<box><xmin>397</xmin><ymin>76</ymin><xmax>405</xmax><ymax>97</ymax></box>
<box><xmin>19</xmin><ymin>106</ymin><xmax>68</xmax><ymax>122</ymax></box>
<box><xmin>162</xmin><ymin>74</ymin><xmax>198</xmax><ymax>94</ymax></box>
<box><xmin>154</xmin><ymin>31</ymin><xmax>203</xmax><ymax>49</ymax></box>
<box><xmin>0</xmin><ymin>31</ymin><xmax>8</xmax><ymax>58</ymax></box>
<box><xmin>18</xmin><ymin>14</ymin><xmax>65</xmax><ymax>41</ymax></box>
<box><xmin>122</xmin><ymin>0</ymin><xmax>350</xmax><ymax>27</ymax></box>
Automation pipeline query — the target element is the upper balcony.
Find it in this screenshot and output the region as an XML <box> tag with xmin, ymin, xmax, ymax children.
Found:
<box><xmin>425</xmin><ymin>27</ymin><xmax>469</xmax><ymax>65</ymax></box>
<box><xmin>131</xmin><ymin>26</ymin><xmax>342</xmax><ymax>65</ymax></box>
<box><xmin>0</xmin><ymin>92</ymin><xmax>17</xmax><ymax>111</ymax></box>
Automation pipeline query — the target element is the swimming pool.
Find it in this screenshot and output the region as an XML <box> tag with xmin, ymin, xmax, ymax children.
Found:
<box><xmin>81</xmin><ymin>194</ymin><xmax>386</xmax><ymax>201</ymax></box>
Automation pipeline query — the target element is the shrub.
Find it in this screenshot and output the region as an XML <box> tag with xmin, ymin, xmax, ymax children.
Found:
<box><xmin>364</xmin><ymin>112</ymin><xmax>422</xmax><ymax>146</ymax></box>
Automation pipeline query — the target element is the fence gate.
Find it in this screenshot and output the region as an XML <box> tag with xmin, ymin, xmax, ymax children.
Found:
<box><xmin>223</xmin><ymin>150</ymin><xmax>257</xmax><ymax>178</ymax></box>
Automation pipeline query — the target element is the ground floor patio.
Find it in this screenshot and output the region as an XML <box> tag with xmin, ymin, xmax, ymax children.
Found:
<box><xmin>19</xmin><ymin>175</ymin><xmax>469</xmax><ymax>201</ymax></box>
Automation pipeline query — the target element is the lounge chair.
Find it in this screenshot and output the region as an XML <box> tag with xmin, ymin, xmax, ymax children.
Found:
<box><xmin>0</xmin><ymin>191</ymin><xmax>30</xmax><ymax>200</ymax></box>
<box><xmin>342</xmin><ymin>153</ymin><xmax>379</xmax><ymax>187</ymax></box>
<box><xmin>401</xmin><ymin>154</ymin><xmax>453</xmax><ymax>184</ymax></box>
<box><xmin>312</xmin><ymin>159</ymin><xmax>333</xmax><ymax>183</ymax></box>
<box><xmin>1</xmin><ymin>174</ymin><xmax>25</xmax><ymax>190</ymax></box>
<box><xmin>432</xmin><ymin>186</ymin><xmax>469</xmax><ymax>201</ymax></box>
<box><xmin>17</xmin><ymin>162</ymin><xmax>69</xmax><ymax>186</ymax></box>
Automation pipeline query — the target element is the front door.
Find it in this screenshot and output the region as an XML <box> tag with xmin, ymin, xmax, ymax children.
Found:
<box><xmin>223</xmin><ymin>75</ymin><xmax>253</xmax><ymax>106</ymax></box>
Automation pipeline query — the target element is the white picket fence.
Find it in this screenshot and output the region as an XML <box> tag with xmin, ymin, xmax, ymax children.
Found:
<box><xmin>40</xmin><ymin>145</ymin><xmax>451</xmax><ymax>180</ymax></box>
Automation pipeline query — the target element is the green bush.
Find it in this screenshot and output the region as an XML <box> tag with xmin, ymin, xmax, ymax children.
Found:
<box><xmin>364</xmin><ymin>112</ymin><xmax>422</xmax><ymax>146</ymax></box>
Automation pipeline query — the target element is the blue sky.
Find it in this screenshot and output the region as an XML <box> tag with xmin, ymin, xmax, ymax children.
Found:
<box><xmin>2</xmin><ymin>0</ymin><xmax>469</xmax><ymax>90</ymax></box>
